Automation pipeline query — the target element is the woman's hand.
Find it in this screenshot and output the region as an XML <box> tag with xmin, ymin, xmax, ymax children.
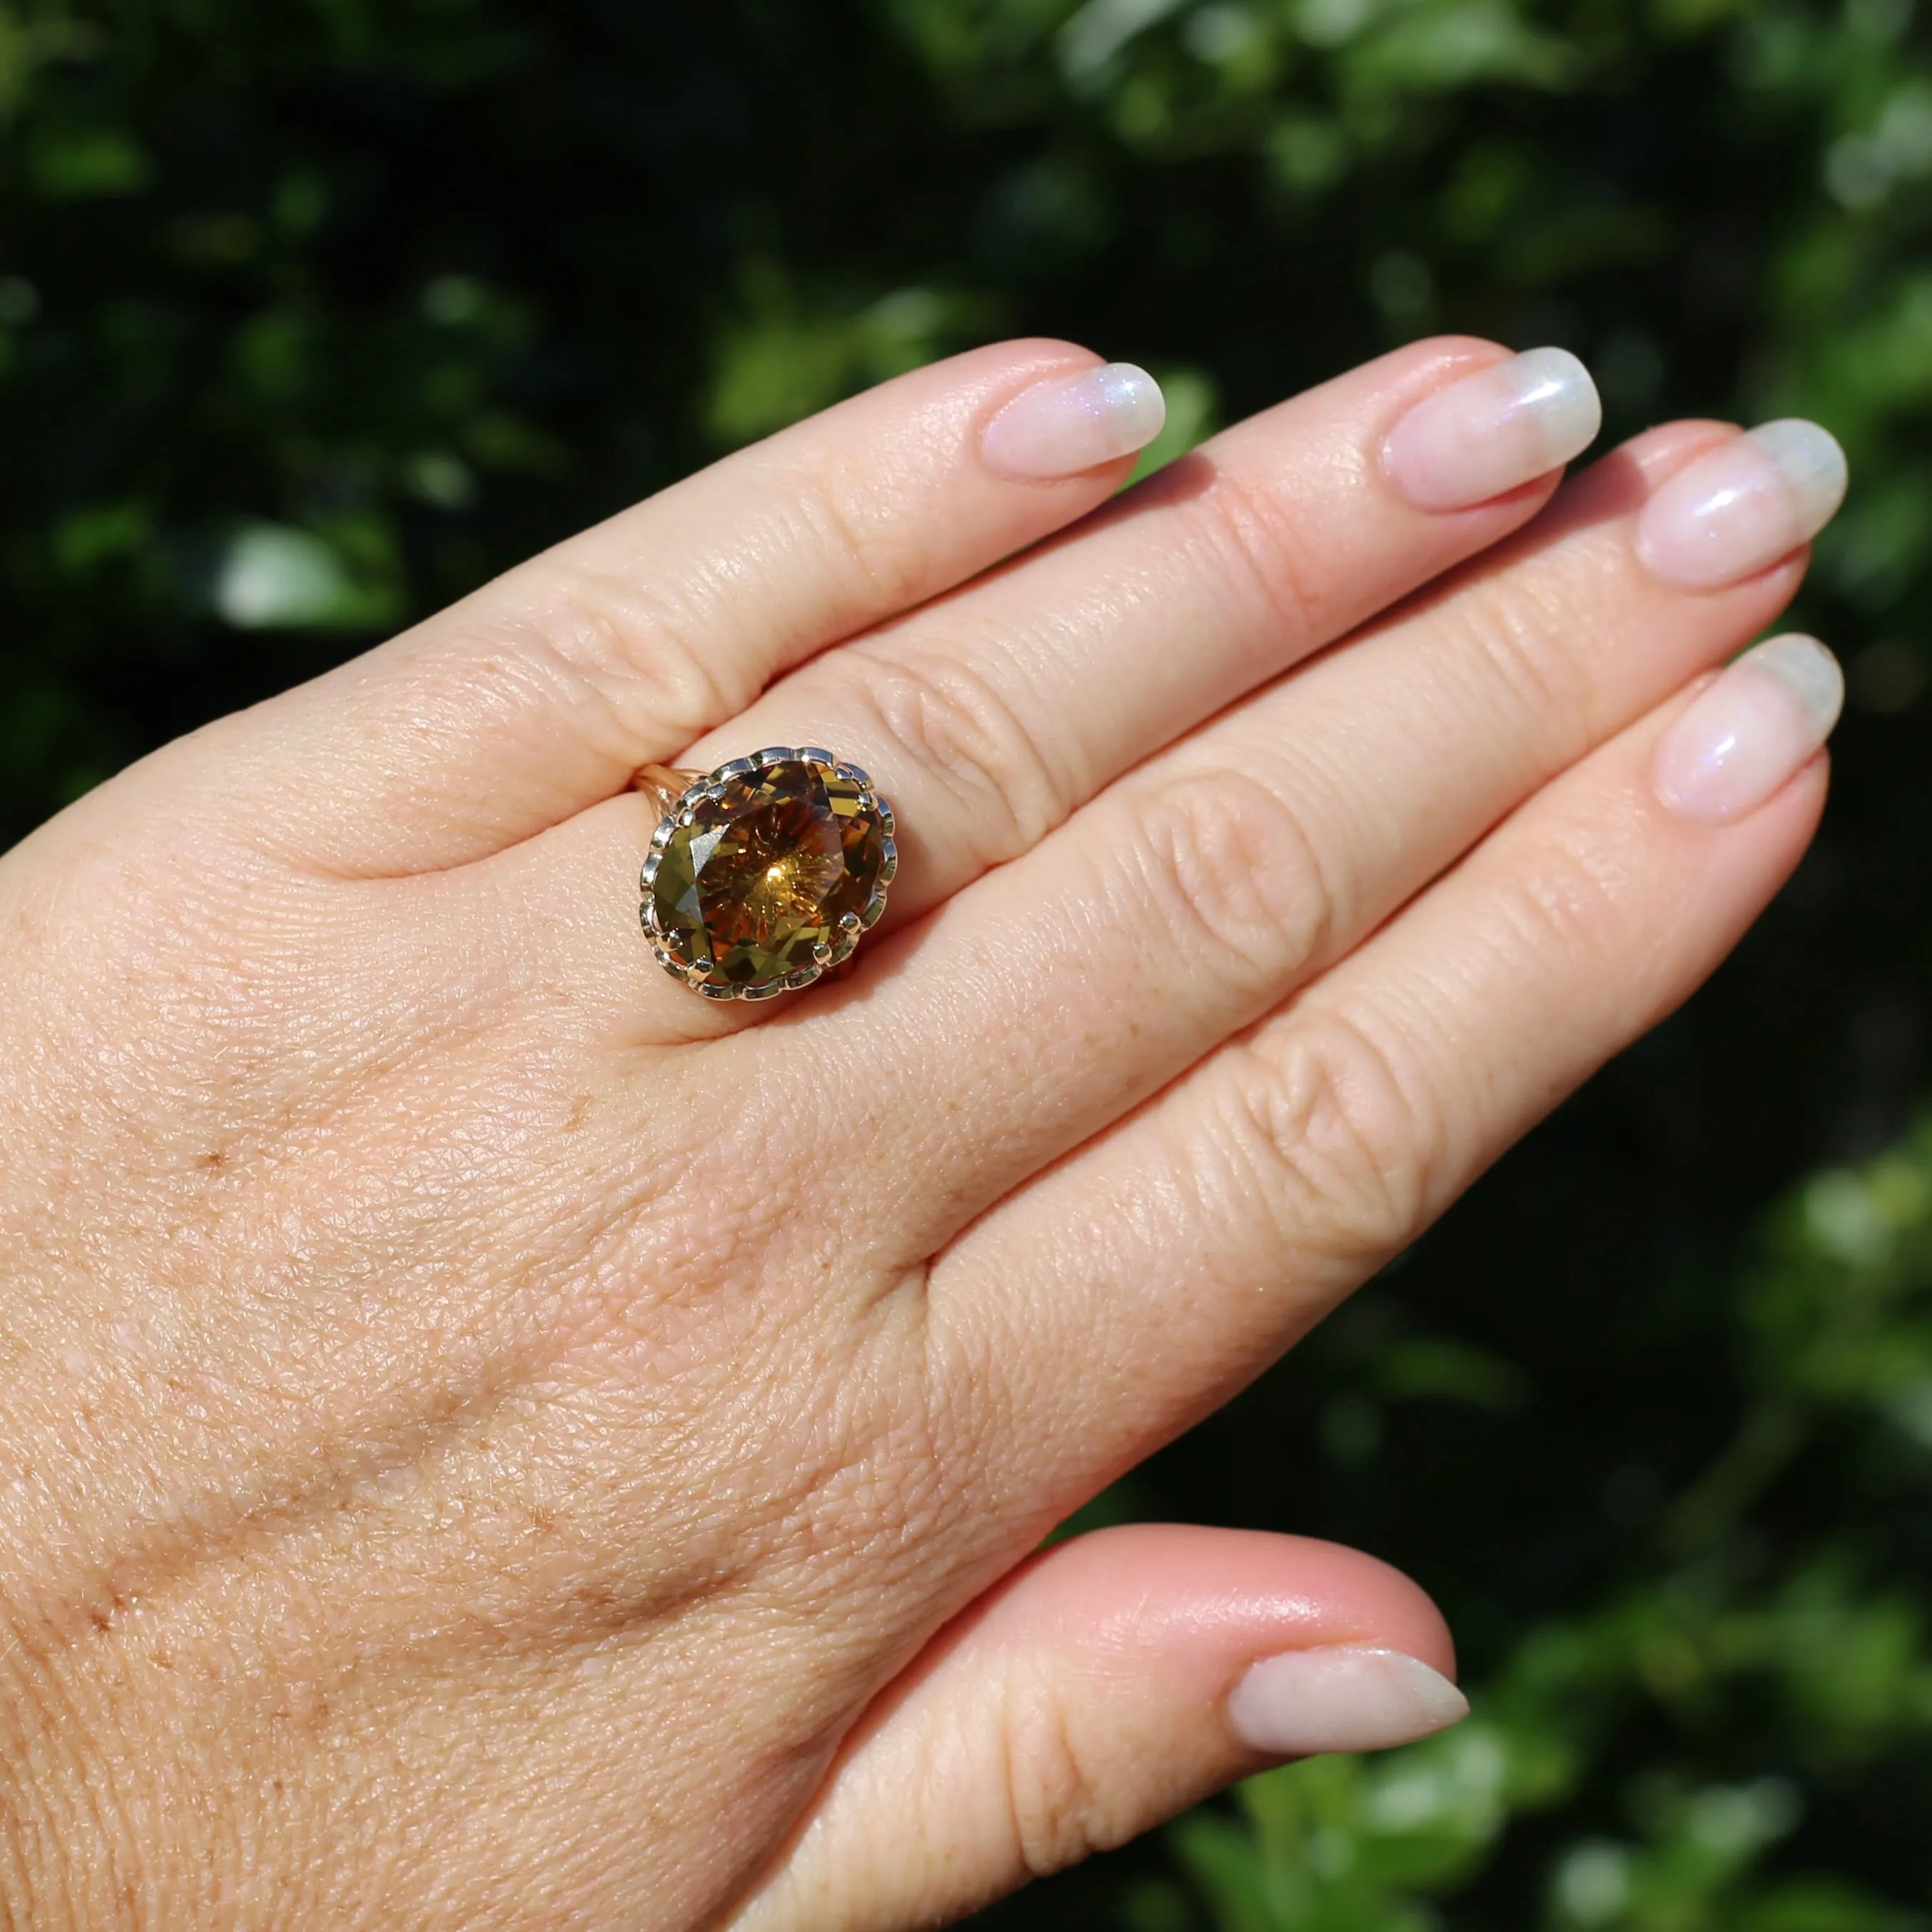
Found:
<box><xmin>0</xmin><ymin>338</ymin><xmax>1845</xmax><ymax>1928</ymax></box>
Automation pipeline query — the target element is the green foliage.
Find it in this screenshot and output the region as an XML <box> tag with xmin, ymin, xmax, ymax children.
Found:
<box><xmin>1</xmin><ymin>1</ymin><xmax>1929</xmax><ymax>1926</ymax></box>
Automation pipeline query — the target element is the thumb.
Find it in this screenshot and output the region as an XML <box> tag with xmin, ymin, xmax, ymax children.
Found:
<box><xmin>727</xmin><ymin>1523</ymin><xmax>1468</xmax><ymax>1931</ymax></box>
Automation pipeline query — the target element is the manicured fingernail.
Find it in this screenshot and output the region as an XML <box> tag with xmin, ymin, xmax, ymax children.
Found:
<box><xmin>980</xmin><ymin>362</ymin><xmax>1166</xmax><ymax>481</ymax></box>
<box><xmin>1227</xmin><ymin>1646</ymin><xmax>1470</xmax><ymax>1758</ymax></box>
<box><xmin>1636</xmin><ymin>420</ymin><xmax>1848</xmax><ymax>590</ymax></box>
<box><xmin>1382</xmin><ymin>347</ymin><xmax>1602</xmax><ymax>512</ymax></box>
<box><xmin>1653</xmin><ymin>634</ymin><xmax>1844</xmax><ymax>825</ymax></box>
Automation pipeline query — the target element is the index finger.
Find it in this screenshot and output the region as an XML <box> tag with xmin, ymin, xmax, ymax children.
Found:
<box><xmin>161</xmin><ymin>342</ymin><xmax>1165</xmax><ymax>877</ymax></box>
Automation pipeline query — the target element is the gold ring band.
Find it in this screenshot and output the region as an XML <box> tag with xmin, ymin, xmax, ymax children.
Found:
<box><xmin>630</xmin><ymin>764</ymin><xmax>706</xmax><ymax>816</ymax></box>
<box><xmin>637</xmin><ymin>748</ymin><xmax>897</xmax><ymax>1002</ymax></box>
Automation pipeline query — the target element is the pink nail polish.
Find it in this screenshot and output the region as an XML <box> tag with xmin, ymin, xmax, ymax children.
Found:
<box><xmin>980</xmin><ymin>363</ymin><xmax>1166</xmax><ymax>481</ymax></box>
<box><xmin>1381</xmin><ymin>348</ymin><xmax>1602</xmax><ymax>512</ymax></box>
<box><xmin>1653</xmin><ymin>634</ymin><xmax>1845</xmax><ymax>825</ymax></box>
<box><xmin>1636</xmin><ymin>421</ymin><xmax>1848</xmax><ymax>590</ymax></box>
<box><xmin>1226</xmin><ymin>1646</ymin><xmax>1470</xmax><ymax>1758</ymax></box>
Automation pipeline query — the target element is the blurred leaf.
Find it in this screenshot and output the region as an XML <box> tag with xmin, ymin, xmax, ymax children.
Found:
<box><xmin>213</xmin><ymin>522</ymin><xmax>400</xmax><ymax>631</ymax></box>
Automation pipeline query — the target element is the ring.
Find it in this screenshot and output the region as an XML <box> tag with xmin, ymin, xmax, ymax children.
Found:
<box><xmin>636</xmin><ymin>748</ymin><xmax>898</xmax><ymax>1001</ymax></box>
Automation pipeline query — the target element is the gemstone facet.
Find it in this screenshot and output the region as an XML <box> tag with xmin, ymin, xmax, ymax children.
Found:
<box><xmin>642</xmin><ymin>752</ymin><xmax>895</xmax><ymax>999</ymax></box>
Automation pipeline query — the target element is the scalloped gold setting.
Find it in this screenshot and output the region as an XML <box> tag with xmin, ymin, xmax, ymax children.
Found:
<box><xmin>639</xmin><ymin>749</ymin><xmax>897</xmax><ymax>1001</ymax></box>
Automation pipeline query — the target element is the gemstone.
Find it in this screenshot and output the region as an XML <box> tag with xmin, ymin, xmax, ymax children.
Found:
<box><xmin>648</xmin><ymin>757</ymin><xmax>890</xmax><ymax>995</ymax></box>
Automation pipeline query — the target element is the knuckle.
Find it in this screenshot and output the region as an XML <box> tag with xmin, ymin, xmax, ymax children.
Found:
<box><xmin>1447</xmin><ymin>576</ymin><xmax>1601</xmax><ymax>764</ymax></box>
<box><xmin>505</xmin><ymin>450</ymin><xmax>950</xmax><ymax>756</ymax></box>
<box><xmin>829</xmin><ymin>646</ymin><xmax>1069</xmax><ymax>858</ymax></box>
<box><xmin>1189</xmin><ymin>465</ymin><xmax>1336</xmax><ymax>651</ymax></box>
<box><xmin>1000</xmin><ymin>1664</ymin><xmax>1131</xmax><ymax>1877</ymax></box>
<box><xmin>514</xmin><ymin>564</ymin><xmax>752</xmax><ymax>750</ymax></box>
<box><xmin>1215</xmin><ymin>1006</ymin><xmax>1438</xmax><ymax>1266</ymax></box>
<box><xmin>1493</xmin><ymin>821</ymin><xmax>1632</xmax><ymax>975</ymax></box>
<box><xmin>1127</xmin><ymin>768</ymin><xmax>1335</xmax><ymax>993</ymax></box>
<box><xmin>773</xmin><ymin>457</ymin><xmax>933</xmax><ymax>614</ymax></box>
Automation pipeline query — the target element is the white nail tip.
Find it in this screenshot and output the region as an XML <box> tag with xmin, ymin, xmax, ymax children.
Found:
<box><xmin>1635</xmin><ymin>419</ymin><xmax>1849</xmax><ymax>590</ymax></box>
<box><xmin>1751</xmin><ymin>632</ymin><xmax>1847</xmax><ymax>728</ymax></box>
<box><xmin>980</xmin><ymin>362</ymin><xmax>1167</xmax><ymax>481</ymax></box>
<box><xmin>1749</xmin><ymin>419</ymin><xmax>1850</xmax><ymax>535</ymax></box>
<box><xmin>1653</xmin><ymin>634</ymin><xmax>1844</xmax><ymax>825</ymax></box>
<box><xmin>1094</xmin><ymin>362</ymin><xmax>1166</xmax><ymax>439</ymax></box>
<box><xmin>1383</xmin><ymin>347</ymin><xmax>1602</xmax><ymax>512</ymax></box>
<box><xmin>1226</xmin><ymin>1646</ymin><xmax>1470</xmax><ymax>1759</ymax></box>
<box><xmin>1509</xmin><ymin>346</ymin><xmax>1605</xmax><ymax>457</ymax></box>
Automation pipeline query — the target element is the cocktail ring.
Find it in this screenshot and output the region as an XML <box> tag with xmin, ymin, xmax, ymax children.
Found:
<box><xmin>636</xmin><ymin>748</ymin><xmax>897</xmax><ymax>1001</ymax></box>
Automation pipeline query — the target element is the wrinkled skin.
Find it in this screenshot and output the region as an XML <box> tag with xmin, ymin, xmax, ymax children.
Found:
<box><xmin>0</xmin><ymin>339</ymin><xmax>1824</xmax><ymax>1928</ymax></box>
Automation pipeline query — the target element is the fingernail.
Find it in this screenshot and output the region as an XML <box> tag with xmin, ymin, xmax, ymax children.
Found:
<box><xmin>1227</xmin><ymin>1645</ymin><xmax>1470</xmax><ymax>1758</ymax></box>
<box><xmin>1635</xmin><ymin>420</ymin><xmax>1848</xmax><ymax>590</ymax></box>
<box><xmin>980</xmin><ymin>362</ymin><xmax>1166</xmax><ymax>481</ymax></box>
<box><xmin>1653</xmin><ymin>634</ymin><xmax>1844</xmax><ymax>825</ymax></box>
<box><xmin>1382</xmin><ymin>347</ymin><xmax>1602</xmax><ymax>512</ymax></box>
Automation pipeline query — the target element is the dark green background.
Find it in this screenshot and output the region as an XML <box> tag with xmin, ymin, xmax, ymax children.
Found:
<box><xmin>5</xmin><ymin>1</ymin><xmax>1931</xmax><ymax>1925</ymax></box>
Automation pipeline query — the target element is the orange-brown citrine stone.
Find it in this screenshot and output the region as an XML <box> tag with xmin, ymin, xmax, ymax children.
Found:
<box><xmin>651</xmin><ymin>760</ymin><xmax>885</xmax><ymax>990</ymax></box>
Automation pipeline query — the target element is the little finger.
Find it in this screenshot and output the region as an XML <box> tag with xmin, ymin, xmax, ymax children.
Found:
<box><xmin>930</xmin><ymin>642</ymin><xmax>1840</xmax><ymax>1510</ymax></box>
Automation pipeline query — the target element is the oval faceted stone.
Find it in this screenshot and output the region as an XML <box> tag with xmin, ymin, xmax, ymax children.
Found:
<box><xmin>651</xmin><ymin>758</ymin><xmax>887</xmax><ymax>992</ymax></box>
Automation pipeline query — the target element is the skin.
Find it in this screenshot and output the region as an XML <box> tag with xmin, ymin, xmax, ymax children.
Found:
<box><xmin>0</xmin><ymin>338</ymin><xmax>1824</xmax><ymax>1929</ymax></box>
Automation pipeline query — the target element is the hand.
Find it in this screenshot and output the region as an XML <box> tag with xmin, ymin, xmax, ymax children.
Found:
<box><xmin>0</xmin><ymin>339</ymin><xmax>1845</xmax><ymax>1928</ymax></box>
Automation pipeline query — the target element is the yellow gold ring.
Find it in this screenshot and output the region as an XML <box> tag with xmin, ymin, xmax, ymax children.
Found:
<box><xmin>636</xmin><ymin>748</ymin><xmax>897</xmax><ymax>1002</ymax></box>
